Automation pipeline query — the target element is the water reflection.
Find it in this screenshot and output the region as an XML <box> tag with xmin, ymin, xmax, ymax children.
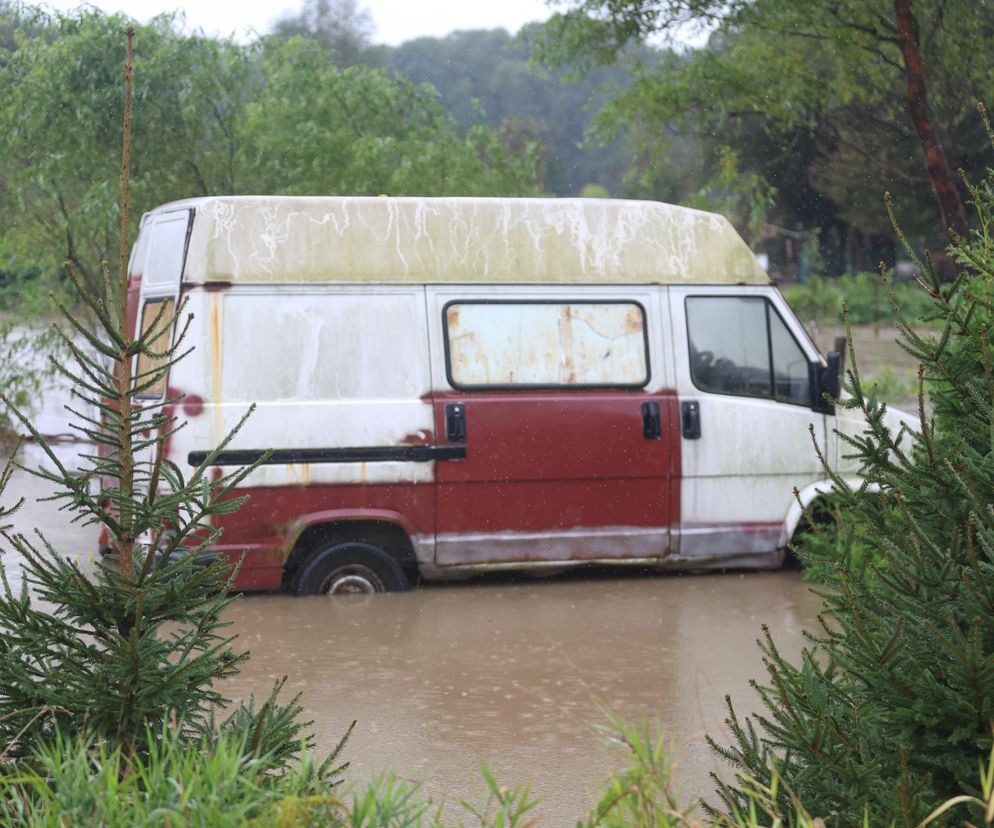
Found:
<box><xmin>222</xmin><ymin>570</ymin><xmax>822</xmax><ymax>823</ymax></box>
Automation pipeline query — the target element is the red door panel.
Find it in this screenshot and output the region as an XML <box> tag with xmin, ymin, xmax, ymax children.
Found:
<box><xmin>434</xmin><ymin>390</ymin><xmax>679</xmax><ymax>566</ymax></box>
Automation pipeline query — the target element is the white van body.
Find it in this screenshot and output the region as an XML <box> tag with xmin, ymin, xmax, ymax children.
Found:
<box><xmin>122</xmin><ymin>196</ymin><xmax>863</xmax><ymax>594</ymax></box>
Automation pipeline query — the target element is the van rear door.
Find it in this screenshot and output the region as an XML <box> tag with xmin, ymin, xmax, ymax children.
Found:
<box><xmin>427</xmin><ymin>286</ymin><xmax>678</xmax><ymax>568</ymax></box>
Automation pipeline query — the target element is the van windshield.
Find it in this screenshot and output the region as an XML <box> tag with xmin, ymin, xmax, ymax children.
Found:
<box><xmin>686</xmin><ymin>296</ymin><xmax>811</xmax><ymax>407</ymax></box>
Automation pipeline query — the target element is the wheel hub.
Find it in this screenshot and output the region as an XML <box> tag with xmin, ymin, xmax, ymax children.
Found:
<box><xmin>320</xmin><ymin>565</ymin><xmax>383</xmax><ymax>595</ymax></box>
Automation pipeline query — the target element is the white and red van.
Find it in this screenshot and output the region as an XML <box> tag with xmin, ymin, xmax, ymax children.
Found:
<box><xmin>121</xmin><ymin>195</ymin><xmax>868</xmax><ymax>595</ymax></box>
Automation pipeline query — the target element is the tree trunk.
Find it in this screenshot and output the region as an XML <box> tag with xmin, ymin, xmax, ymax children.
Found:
<box><xmin>894</xmin><ymin>0</ymin><xmax>969</xmax><ymax>244</ymax></box>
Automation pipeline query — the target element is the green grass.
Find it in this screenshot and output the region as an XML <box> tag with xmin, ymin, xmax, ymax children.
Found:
<box><xmin>3</xmin><ymin>716</ymin><xmax>989</xmax><ymax>826</ymax></box>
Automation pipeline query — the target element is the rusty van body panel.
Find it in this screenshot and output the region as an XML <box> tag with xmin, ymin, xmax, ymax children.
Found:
<box><xmin>123</xmin><ymin>196</ymin><xmax>847</xmax><ymax>594</ymax></box>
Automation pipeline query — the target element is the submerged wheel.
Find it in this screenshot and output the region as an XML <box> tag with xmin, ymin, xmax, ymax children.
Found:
<box><xmin>291</xmin><ymin>541</ymin><xmax>408</xmax><ymax>596</ymax></box>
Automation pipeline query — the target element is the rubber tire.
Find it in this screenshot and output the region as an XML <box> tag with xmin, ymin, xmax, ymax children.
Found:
<box><xmin>291</xmin><ymin>541</ymin><xmax>409</xmax><ymax>596</ymax></box>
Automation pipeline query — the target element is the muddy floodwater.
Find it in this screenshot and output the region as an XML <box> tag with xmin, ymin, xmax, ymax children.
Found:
<box><xmin>220</xmin><ymin>572</ymin><xmax>821</xmax><ymax>821</ymax></box>
<box><xmin>4</xmin><ymin>456</ymin><xmax>824</xmax><ymax>822</ymax></box>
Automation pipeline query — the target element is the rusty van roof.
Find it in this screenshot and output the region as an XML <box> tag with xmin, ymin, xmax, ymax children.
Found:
<box><xmin>150</xmin><ymin>196</ymin><xmax>770</xmax><ymax>285</ymax></box>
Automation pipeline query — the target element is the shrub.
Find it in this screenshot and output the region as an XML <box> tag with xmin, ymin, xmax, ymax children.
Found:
<box><xmin>0</xmin><ymin>726</ymin><xmax>346</xmax><ymax>827</ymax></box>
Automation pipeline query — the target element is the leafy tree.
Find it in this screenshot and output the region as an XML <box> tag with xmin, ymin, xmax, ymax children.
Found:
<box><xmin>0</xmin><ymin>6</ymin><xmax>540</xmax><ymax>303</ymax></box>
<box><xmin>708</xmin><ymin>127</ymin><xmax>994</xmax><ymax>823</ymax></box>
<box><xmin>236</xmin><ymin>36</ymin><xmax>542</xmax><ymax>197</ymax></box>
<box><xmin>536</xmin><ymin>0</ymin><xmax>994</xmax><ymax>261</ymax></box>
<box><xmin>270</xmin><ymin>0</ymin><xmax>375</xmax><ymax>68</ymax></box>
<box><xmin>0</xmin><ymin>8</ymin><xmax>253</xmax><ymax>296</ymax></box>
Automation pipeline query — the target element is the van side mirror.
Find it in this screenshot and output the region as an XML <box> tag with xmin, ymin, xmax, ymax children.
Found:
<box><xmin>812</xmin><ymin>350</ymin><xmax>843</xmax><ymax>413</ymax></box>
<box><xmin>810</xmin><ymin>351</ymin><xmax>843</xmax><ymax>413</ymax></box>
<box><xmin>825</xmin><ymin>350</ymin><xmax>843</xmax><ymax>400</ymax></box>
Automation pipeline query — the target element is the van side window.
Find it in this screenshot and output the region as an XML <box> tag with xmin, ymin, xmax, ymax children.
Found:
<box><xmin>444</xmin><ymin>301</ymin><xmax>649</xmax><ymax>389</ymax></box>
<box><xmin>135</xmin><ymin>298</ymin><xmax>176</xmax><ymax>399</ymax></box>
<box><xmin>686</xmin><ymin>297</ymin><xmax>811</xmax><ymax>407</ymax></box>
<box><xmin>221</xmin><ymin>294</ymin><xmax>428</xmax><ymax>402</ymax></box>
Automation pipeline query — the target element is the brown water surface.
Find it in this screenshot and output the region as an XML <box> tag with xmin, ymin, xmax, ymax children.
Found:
<box><xmin>222</xmin><ymin>571</ymin><xmax>822</xmax><ymax>822</ymax></box>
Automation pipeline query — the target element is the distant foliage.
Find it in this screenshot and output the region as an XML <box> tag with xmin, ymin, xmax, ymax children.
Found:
<box><xmin>381</xmin><ymin>26</ymin><xmax>640</xmax><ymax>198</ymax></box>
<box><xmin>271</xmin><ymin>0</ymin><xmax>374</xmax><ymax>68</ymax></box>
<box><xmin>0</xmin><ymin>324</ymin><xmax>61</xmax><ymax>445</ymax></box>
<box><xmin>783</xmin><ymin>272</ymin><xmax>938</xmax><ymax>327</ymax></box>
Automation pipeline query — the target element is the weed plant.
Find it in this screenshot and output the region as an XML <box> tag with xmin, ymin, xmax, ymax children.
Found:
<box><xmin>0</xmin><ymin>714</ymin><xmax>816</xmax><ymax>826</ymax></box>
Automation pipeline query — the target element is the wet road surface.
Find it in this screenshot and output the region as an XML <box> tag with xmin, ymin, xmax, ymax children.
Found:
<box><xmin>3</xmin><ymin>456</ymin><xmax>823</xmax><ymax>822</ymax></box>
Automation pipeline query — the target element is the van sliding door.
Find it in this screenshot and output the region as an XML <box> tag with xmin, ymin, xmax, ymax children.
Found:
<box><xmin>428</xmin><ymin>288</ymin><xmax>677</xmax><ymax>568</ymax></box>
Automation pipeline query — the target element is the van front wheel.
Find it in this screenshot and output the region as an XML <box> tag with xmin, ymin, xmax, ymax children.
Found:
<box><xmin>292</xmin><ymin>541</ymin><xmax>409</xmax><ymax>596</ymax></box>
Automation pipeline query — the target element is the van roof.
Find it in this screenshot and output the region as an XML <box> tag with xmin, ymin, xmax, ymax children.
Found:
<box><xmin>149</xmin><ymin>196</ymin><xmax>769</xmax><ymax>286</ymax></box>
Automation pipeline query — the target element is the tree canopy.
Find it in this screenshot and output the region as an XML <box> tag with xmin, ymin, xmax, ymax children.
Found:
<box><xmin>535</xmin><ymin>0</ymin><xmax>994</xmax><ymax>265</ymax></box>
<box><xmin>4</xmin><ymin>0</ymin><xmax>994</xmax><ymax>293</ymax></box>
<box><xmin>0</xmin><ymin>5</ymin><xmax>541</xmax><ymax>295</ymax></box>
<box><xmin>270</xmin><ymin>0</ymin><xmax>374</xmax><ymax>68</ymax></box>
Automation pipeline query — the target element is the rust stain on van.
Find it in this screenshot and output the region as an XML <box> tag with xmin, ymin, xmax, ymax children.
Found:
<box><xmin>210</xmin><ymin>292</ymin><xmax>223</xmax><ymax>437</ymax></box>
<box><xmin>285</xmin><ymin>463</ymin><xmax>311</xmax><ymax>485</ymax></box>
<box><xmin>400</xmin><ymin>430</ymin><xmax>433</xmax><ymax>445</ymax></box>
<box><xmin>559</xmin><ymin>305</ymin><xmax>576</xmax><ymax>383</ymax></box>
<box><xmin>449</xmin><ymin>332</ymin><xmax>491</xmax><ymax>385</ymax></box>
<box><xmin>622</xmin><ymin>306</ymin><xmax>643</xmax><ymax>335</ymax></box>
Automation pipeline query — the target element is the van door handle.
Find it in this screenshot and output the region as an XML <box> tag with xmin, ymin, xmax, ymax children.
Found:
<box><xmin>445</xmin><ymin>403</ymin><xmax>467</xmax><ymax>443</ymax></box>
<box><xmin>681</xmin><ymin>401</ymin><xmax>701</xmax><ymax>439</ymax></box>
<box><xmin>641</xmin><ymin>401</ymin><xmax>661</xmax><ymax>439</ymax></box>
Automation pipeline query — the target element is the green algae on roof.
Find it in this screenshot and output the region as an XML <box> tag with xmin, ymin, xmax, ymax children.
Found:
<box><xmin>159</xmin><ymin>196</ymin><xmax>769</xmax><ymax>285</ymax></box>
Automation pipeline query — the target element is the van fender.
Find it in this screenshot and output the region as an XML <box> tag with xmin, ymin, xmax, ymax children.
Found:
<box><xmin>781</xmin><ymin>476</ymin><xmax>884</xmax><ymax>546</ymax></box>
<box><xmin>780</xmin><ymin>480</ymin><xmax>837</xmax><ymax>546</ymax></box>
<box><xmin>282</xmin><ymin>509</ymin><xmax>420</xmax><ymax>560</ymax></box>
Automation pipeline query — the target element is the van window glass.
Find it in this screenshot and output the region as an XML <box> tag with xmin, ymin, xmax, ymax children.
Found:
<box><xmin>769</xmin><ymin>308</ymin><xmax>811</xmax><ymax>405</ymax></box>
<box><xmin>143</xmin><ymin>211</ymin><xmax>189</xmax><ymax>291</ymax></box>
<box><xmin>221</xmin><ymin>293</ymin><xmax>429</xmax><ymax>402</ymax></box>
<box><xmin>686</xmin><ymin>297</ymin><xmax>771</xmax><ymax>398</ymax></box>
<box><xmin>686</xmin><ymin>297</ymin><xmax>811</xmax><ymax>406</ymax></box>
<box><xmin>135</xmin><ymin>298</ymin><xmax>175</xmax><ymax>398</ymax></box>
<box><xmin>445</xmin><ymin>302</ymin><xmax>648</xmax><ymax>388</ymax></box>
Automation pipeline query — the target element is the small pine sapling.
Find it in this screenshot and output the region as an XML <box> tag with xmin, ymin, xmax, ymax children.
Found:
<box><xmin>0</xmin><ymin>28</ymin><xmax>346</xmax><ymax>778</ymax></box>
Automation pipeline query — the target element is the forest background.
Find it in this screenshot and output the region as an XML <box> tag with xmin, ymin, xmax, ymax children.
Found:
<box><xmin>4</xmin><ymin>0</ymin><xmax>994</xmax><ymax>311</ymax></box>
